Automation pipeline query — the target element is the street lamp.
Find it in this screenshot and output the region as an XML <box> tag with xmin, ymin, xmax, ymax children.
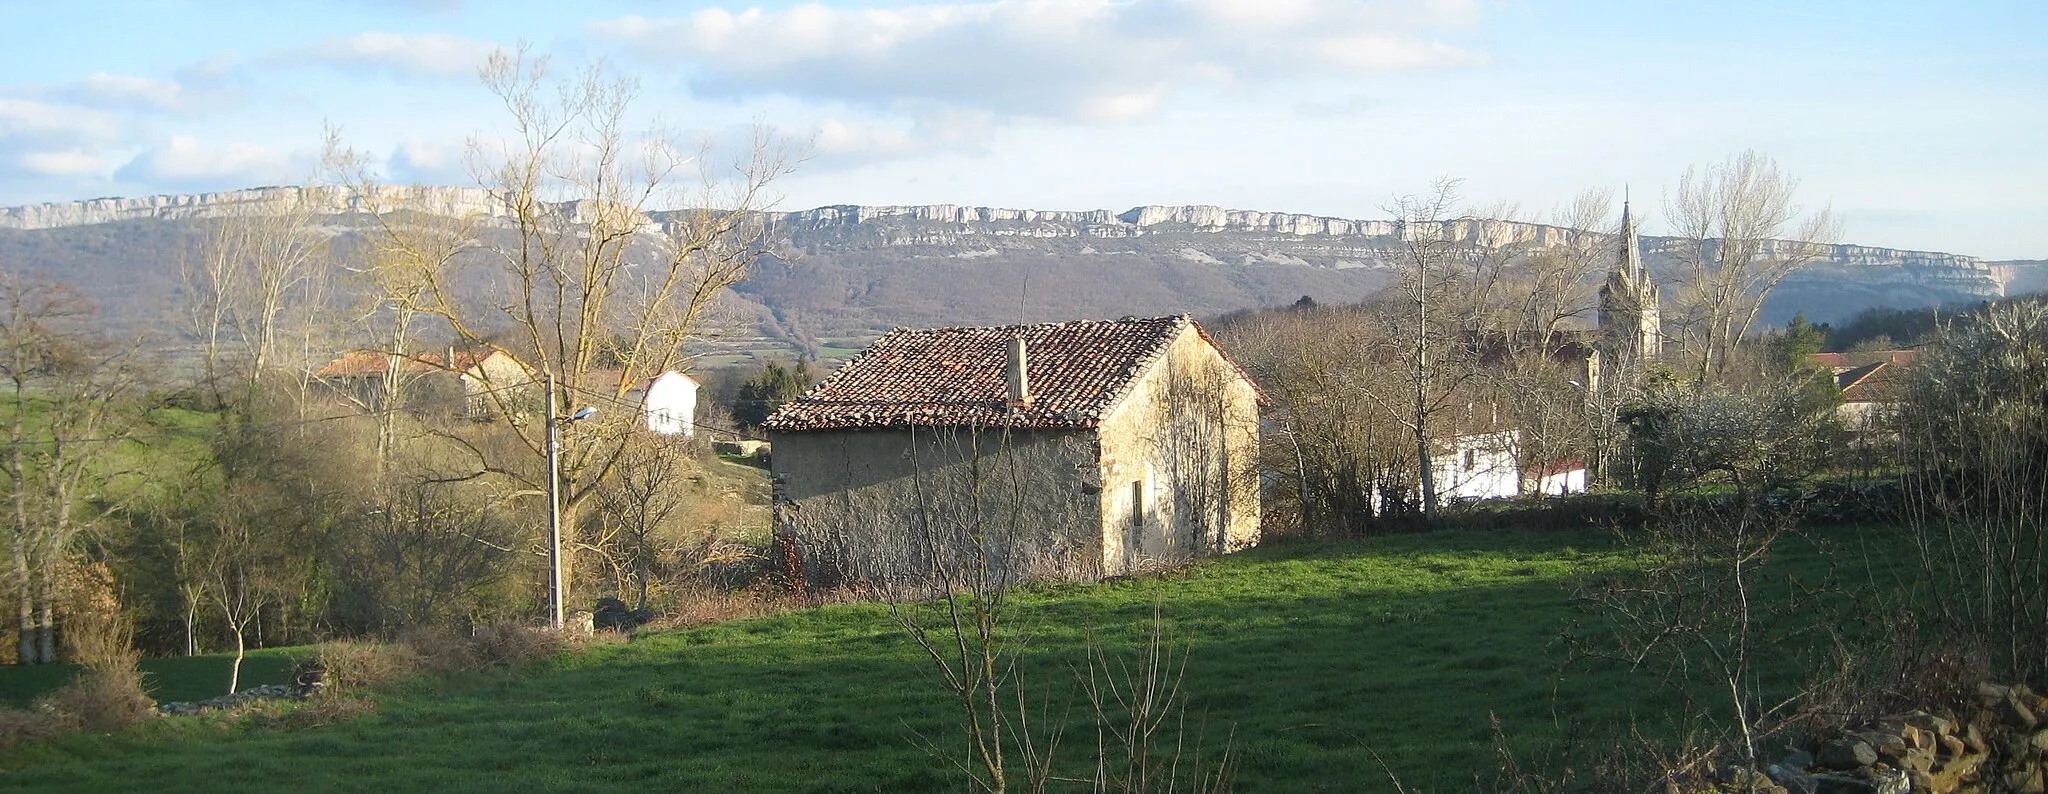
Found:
<box><xmin>544</xmin><ymin>374</ymin><xmax>595</xmax><ymax>630</ymax></box>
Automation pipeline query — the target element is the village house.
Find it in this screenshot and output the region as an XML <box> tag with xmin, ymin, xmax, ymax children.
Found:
<box><xmin>581</xmin><ymin>369</ymin><xmax>701</xmax><ymax>437</ymax></box>
<box><xmin>1812</xmin><ymin>349</ymin><xmax>1918</xmax><ymax>429</ymax></box>
<box><xmin>1434</xmin><ymin>431</ymin><xmax>1588</xmax><ymax>502</ymax></box>
<box><xmin>763</xmin><ymin>315</ymin><xmax>1261</xmax><ymax>584</ymax></box>
<box><xmin>314</xmin><ymin>348</ymin><xmax>528</xmax><ymax>416</ymax></box>
<box><xmin>317</xmin><ymin>350</ymin><xmax>699</xmax><ymax>435</ymax></box>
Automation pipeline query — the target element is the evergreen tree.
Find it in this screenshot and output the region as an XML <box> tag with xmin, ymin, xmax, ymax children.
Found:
<box><xmin>731</xmin><ymin>358</ymin><xmax>813</xmax><ymax>431</ymax></box>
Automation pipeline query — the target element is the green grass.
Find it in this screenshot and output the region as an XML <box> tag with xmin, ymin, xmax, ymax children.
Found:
<box><xmin>0</xmin><ymin>526</ymin><xmax>1908</xmax><ymax>792</ymax></box>
<box><xmin>0</xmin><ymin>648</ymin><xmax>299</xmax><ymax>710</ymax></box>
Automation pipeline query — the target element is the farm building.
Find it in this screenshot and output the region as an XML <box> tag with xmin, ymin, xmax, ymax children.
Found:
<box><xmin>763</xmin><ymin>315</ymin><xmax>1261</xmax><ymax>584</ymax></box>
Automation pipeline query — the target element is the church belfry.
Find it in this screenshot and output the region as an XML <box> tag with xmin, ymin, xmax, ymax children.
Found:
<box><xmin>1596</xmin><ymin>199</ymin><xmax>1660</xmax><ymax>393</ymax></box>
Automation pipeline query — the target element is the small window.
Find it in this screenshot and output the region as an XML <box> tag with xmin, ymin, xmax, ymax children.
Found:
<box><xmin>1463</xmin><ymin>449</ymin><xmax>1477</xmax><ymax>471</ymax></box>
<box><xmin>1131</xmin><ymin>480</ymin><xmax>1145</xmax><ymax>527</ymax></box>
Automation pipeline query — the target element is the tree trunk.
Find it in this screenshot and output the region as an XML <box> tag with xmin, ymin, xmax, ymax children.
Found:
<box><xmin>1414</xmin><ymin>423</ymin><xmax>1437</xmax><ymax>520</ymax></box>
<box><xmin>33</xmin><ymin>582</ymin><xmax>55</xmax><ymax>665</ymax></box>
<box><xmin>14</xmin><ymin>571</ymin><xmax>33</xmax><ymax>665</ymax></box>
<box><xmin>228</xmin><ymin>624</ymin><xmax>245</xmax><ymax>695</ymax></box>
<box><xmin>635</xmin><ymin>529</ymin><xmax>649</xmax><ymax>613</ymax></box>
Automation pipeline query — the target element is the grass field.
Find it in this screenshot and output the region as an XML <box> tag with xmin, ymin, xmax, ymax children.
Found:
<box><xmin>0</xmin><ymin>647</ymin><xmax>298</xmax><ymax>709</ymax></box>
<box><xmin>0</xmin><ymin>525</ymin><xmax>1907</xmax><ymax>792</ymax></box>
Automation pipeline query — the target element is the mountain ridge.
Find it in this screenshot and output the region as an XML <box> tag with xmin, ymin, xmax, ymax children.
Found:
<box><xmin>0</xmin><ymin>186</ymin><xmax>2013</xmax><ymax>270</ymax></box>
<box><xmin>0</xmin><ymin>187</ymin><xmax>2036</xmax><ymax>351</ymax></box>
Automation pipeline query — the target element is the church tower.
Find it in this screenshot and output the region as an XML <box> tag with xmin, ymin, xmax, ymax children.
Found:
<box><xmin>1596</xmin><ymin>200</ymin><xmax>1660</xmax><ymax>394</ymax></box>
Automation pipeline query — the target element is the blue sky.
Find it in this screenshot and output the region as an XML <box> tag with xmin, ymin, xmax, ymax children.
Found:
<box><xmin>1</xmin><ymin>0</ymin><xmax>2042</xmax><ymax>257</ymax></box>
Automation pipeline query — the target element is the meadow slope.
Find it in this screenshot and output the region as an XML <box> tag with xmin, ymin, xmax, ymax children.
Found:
<box><xmin>0</xmin><ymin>527</ymin><xmax>1902</xmax><ymax>792</ymax></box>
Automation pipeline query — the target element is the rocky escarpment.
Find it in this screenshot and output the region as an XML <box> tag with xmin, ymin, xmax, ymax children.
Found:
<box><xmin>0</xmin><ymin>190</ymin><xmax>2024</xmax><ymax>328</ymax></box>
<box><xmin>767</xmin><ymin>202</ymin><xmax>1580</xmax><ymax>249</ymax></box>
<box><xmin>0</xmin><ymin>185</ymin><xmax>515</xmax><ymax>230</ymax></box>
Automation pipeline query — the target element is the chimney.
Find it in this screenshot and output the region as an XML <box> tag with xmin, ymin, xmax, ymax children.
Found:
<box><xmin>1005</xmin><ymin>336</ymin><xmax>1032</xmax><ymax>407</ymax></box>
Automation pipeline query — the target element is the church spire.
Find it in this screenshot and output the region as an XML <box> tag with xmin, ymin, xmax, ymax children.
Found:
<box><xmin>1618</xmin><ymin>195</ymin><xmax>1644</xmax><ymax>282</ymax></box>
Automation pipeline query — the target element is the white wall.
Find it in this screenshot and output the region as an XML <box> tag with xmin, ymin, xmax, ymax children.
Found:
<box><xmin>641</xmin><ymin>372</ymin><xmax>699</xmax><ymax>436</ymax></box>
<box><xmin>1535</xmin><ymin>467</ymin><xmax>1587</xmax><ymax>497</ymax></box>
<box><xmin>1432</xmin><ymin>431</ymin><xmax>1588</xmax><ymax>501</ymax></box>
<box><xmin>1434</xmin><ymin>432</ymin><xmax>1523</xmax><ymax>501</ymax></box>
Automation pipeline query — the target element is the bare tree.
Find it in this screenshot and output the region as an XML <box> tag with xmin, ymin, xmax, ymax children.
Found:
<box><xmin>824</xmin><ymin>425</ymin><xmax>1046</xmax><ymax>793</ymax></box>
<box><xmin>1665</xmin><ymin>150</ymin><xmax>1838</xmax><ymax>381</ymax></box>
<box><xmin>1382</xmin><ymin>180</ymin><xmax>1467</xmax><ymax>517</ymax></box>
<box><xmin>348</xmin><ymin>47</ymin><xmax>797</xmax><ymax>612</ymax></box>
<box><xmin>593</xmin><ymin>433</ymin><xmax>695</xmax><ymax>612</ymax></box>
<box><xmin>203</xmin><ymin>501</ymin><xmax>270</xmax><ymax>695</ymax></box>
<box><xmin>179</xmin><ymin>157</ymin><xmax>339</xmax><ymax>414</ymax></box>
<box><xmin>0</xmin><ymin>277</ymin><xmax>136</xmax><ymax>665</ymax></box>
<box><xmin>1583</xmin><ymin>501</ymin><xmax>1807</xmax><ymax>767</ymax></box>
<box><xmin>1893</xmin><ymin>299</ymin><xmax>2048</xmax><ymax>682</ymax></box>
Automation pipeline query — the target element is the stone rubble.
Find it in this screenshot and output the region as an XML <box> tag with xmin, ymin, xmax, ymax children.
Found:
<box><xmin>154</xmin><ymin>675</ymin><xmax>324</xmax><ymax>717</ymax></box>
<box><xmin>1712</xmin><ymin>682</ymin><xmax>2048</xmax><ymax>794</ymax></box>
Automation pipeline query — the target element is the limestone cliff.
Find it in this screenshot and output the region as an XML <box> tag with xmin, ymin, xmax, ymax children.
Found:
<box><xmin>0</xmin><ymin>189</ymin><xmax>2023</xmax><ymax>327</ymax></box>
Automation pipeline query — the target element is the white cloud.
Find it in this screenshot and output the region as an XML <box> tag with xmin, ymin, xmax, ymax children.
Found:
<box><xmin>386</xmin><ymin>135</ymin><xmax>470</xmax><ymax>183</ymax></box>
<box><xmin>292</xmin><ymin>33</ymin><xmax>497</xmax><ymax>79</ymax></box>
<box><xmin>73</xmin><ymin>73</ymin><xmax>190</xmax><ymax>112</ymax></box>
<box><xmin>593</xmin><ymin>0</ymin><xmax>1484</xmax><ymax>123</ymax></box>
<box><xmin>812</xmin><ymin>118</ymin><xmax>917</xmax><ymax>158</ymax></box>
<box><xmin>0</xmin><ymin>98</ymin><xmax>123</xmax><ymax>142</ymax></box>
<box><xmin>116</xmin><ymin>135</ymin><xmax>294</xmax><ymax>185</ymax></box>
<box><xmin>16</xmin><ymin>149</ymin><xmax>109</xmax><ymax>177</ymax></box>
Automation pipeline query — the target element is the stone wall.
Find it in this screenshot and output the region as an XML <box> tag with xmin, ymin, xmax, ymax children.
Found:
<box><xmin>1711</xmin><ymin>682</ymin><xmax>2048</xmax><ymax>794</ymax></box>
<box><xmin>1092</xmin><ymin>325</ymin><xmax>1262</xmax><ymax>574</ymax></box>
<box><xmin>769</xmin><ymin>427</ymin><xmax>1105</xmax><ymax>584</ymax></box>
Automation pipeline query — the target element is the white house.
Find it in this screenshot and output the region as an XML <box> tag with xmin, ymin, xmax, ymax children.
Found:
<box><xmin>1433</xmin><ymin>431</ymin><xmax>1587</xmax><ymax>502</ymax></box>
<box><xmin>640</xmin><ymin>371</ymin><xmax>700</xmax><ymax>437</ymax></box>
<box><xmin>586</xmin><ymin>369</ymin><xmax>701</xmax><ymax>437</ymax></box>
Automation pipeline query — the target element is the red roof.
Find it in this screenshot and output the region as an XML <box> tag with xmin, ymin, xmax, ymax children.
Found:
<box><xmin>1838</xmin><ymin>361</ymin><xmax>1905</xmax><ymax>403</ymax></box>
<box><xmin>316</xmin><ymin>349</ymin><xmax>501</xmax><ymax>378</ymax></box>
<box><xmin>764</xmin><ymin>315</ymin><xmax>1239</xmax><ymax>431</ymax></box>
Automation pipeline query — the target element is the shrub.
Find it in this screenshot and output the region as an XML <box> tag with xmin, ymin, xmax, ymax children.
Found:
<box><xmin>0</xmin><ymin>708</ymin><xmax>71</xmax><ymax>752</ymax></box>
<box><xmin>639</xmin><ymin>586</ymin><xmax>793</xmax><ymax>632</ymax></box>
<box><xmin>40</xmin><ymin>574</ymin><xmax>156</xmax><ymax>734</ymax></box>
<box><xmin>393</xmin><ymin>625</ymin><xmax>476</xmax><ymax>675</ymax></box>
<box><xmin>35</xmin><ymin>665</ymin><xmax>156</xmax><ymax>734</ymax></box>
<box><xmin>390</xmin><ymin>622</ymin><xmax>566</xmax><ymax>675</ymax></box>
<box><xmin>465</xmin><ymin>622</ymin><xmax>564</xmax><ymax>670</ymax></box>
<box><xmin>311</xmin><ymin>640</ymin><xmax>420</xmax><ymax>693</ymax></box>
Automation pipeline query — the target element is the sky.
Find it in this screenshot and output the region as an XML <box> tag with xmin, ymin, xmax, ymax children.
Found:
<box><xmin>0</xmin><ymin>0</ymin><xmax>2043</xmax><ymax>258</ymax></box>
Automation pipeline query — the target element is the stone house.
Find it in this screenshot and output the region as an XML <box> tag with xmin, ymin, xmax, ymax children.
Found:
<box><xmin>763</xmin><ymin>315</ymin><xmax>1261</xmax><ymax>584</ymax></box>
<box><xmin>315</xmin><ymin>348</ymin><xmax>526</xmax><ymax>415</ymax></box>
<box><xmin>1812</xmin><ymin>350</ymin><xmax>1918</xmax><ymax>429</ymax></box>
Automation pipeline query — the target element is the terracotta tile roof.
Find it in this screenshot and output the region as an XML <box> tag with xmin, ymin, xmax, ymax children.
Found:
<box><xmin>764</xmin><ymin>315</ymin><xmax>1222</xmax><ymax>431</ymax></box>
<box><xmin>315</xmin><ymin>349</ymin><xmax>503</xmax><ymax>378</ymax></box>
<box><xmin>316</xmin><ymin>351</ymin><xmax>444</xmax><ymax>378</ymax></box>
<box><xmin>1838</xmin><ymin>361</ymin><xmax>1905</xmax><ymax>403</ymax></box>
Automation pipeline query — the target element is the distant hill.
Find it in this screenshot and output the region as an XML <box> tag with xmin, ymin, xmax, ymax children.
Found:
<box><xmin>0</xmin><ymin>188</ymin><xmax>2038</xmax><ymax>357</ymax></box>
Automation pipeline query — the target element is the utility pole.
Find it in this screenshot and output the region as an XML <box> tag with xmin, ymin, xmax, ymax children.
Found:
<box><xmin>544</xmin><ymin>373</ymin><xmax>563</xmax><ymax>629</ymax></box>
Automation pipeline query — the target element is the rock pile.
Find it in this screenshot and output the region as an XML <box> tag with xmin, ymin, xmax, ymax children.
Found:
<box><xmin>1718</xmin><ymin>682</ymin><xmax>2048</xmax><ymax>793</ymax></box>
<box><xmin>155</xmin><ymin>681</ymin><xmax>315</xmax><ymax>717</ymax></box>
